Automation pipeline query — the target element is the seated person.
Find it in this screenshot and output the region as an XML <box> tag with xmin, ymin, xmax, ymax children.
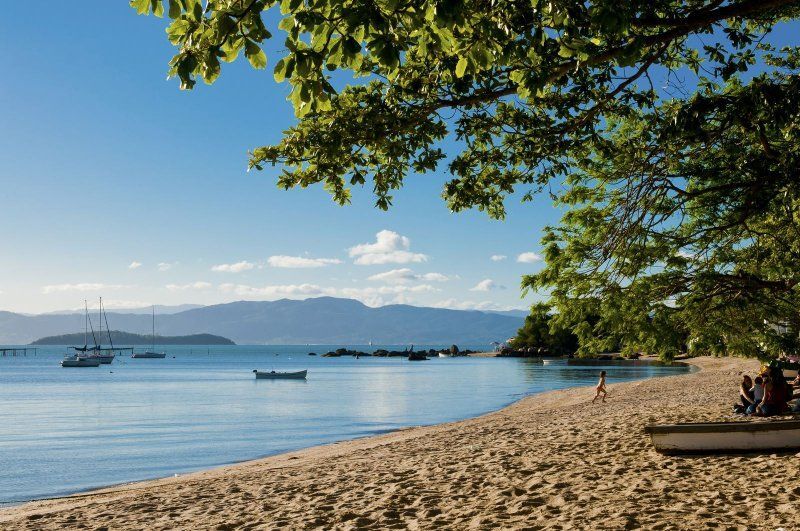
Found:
<box><xmin>746</xmin><ymin>376</ymin><xmax>765</xmax><ymax>415</ymax></box>
<box><xmin>756</xmin><ymin>367</ymin><xmax>790</xmax><ymax>416</ymax></box>
<box><xmin>735</xmin><ymin>375</ymin><xmax>754</xmax><ymax>413</ymax></box>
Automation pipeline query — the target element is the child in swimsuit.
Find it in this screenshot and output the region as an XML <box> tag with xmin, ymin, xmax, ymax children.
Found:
<box><xmin>592</xmin><ymin>370</ymin><xmax>607</xmax><ymax>404</ymax></box>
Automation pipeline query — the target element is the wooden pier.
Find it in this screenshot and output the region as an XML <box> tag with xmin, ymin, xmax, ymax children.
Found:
<box><xmin>0</xmin><ymin>347</ymin><xmax>36</xmax><ymax>356</ymax></box>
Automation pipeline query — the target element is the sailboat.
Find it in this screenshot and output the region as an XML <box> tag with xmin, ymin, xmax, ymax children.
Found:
<box><xmin>61</xmin><ymin>300</ymin><xmax>103</xmax><ymax>367</ymax></box>
<box><xmin>86</xmin><ymin>297</ymin><xmax>116</xmax><ymax>364</ymax></box>
<box><xmin>132</xmin><ymin>306</ymin><xmax>166</xmax><ymax>359</ymax></box>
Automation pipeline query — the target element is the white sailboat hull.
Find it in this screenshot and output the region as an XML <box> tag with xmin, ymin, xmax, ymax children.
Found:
<box><xmin>646</xmin><ymin>420</ymin><xmax>800</xmax><ymax>454</ymax></box>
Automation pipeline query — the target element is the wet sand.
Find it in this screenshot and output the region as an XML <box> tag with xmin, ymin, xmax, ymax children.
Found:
<box><xmin>3</xmin><ymin>356</ymin><xmax>798</xmax><ymax>530</ymax></box>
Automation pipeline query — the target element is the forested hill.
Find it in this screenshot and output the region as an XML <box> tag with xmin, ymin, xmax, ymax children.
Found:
<box><xmin>31</xmin><ymin>331</ymin><xmax>235</xmax><ymax>346</ymax></box>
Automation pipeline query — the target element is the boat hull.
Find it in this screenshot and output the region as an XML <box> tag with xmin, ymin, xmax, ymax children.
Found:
<box><xmin>438</xmin><ymin>353</ymin><xmax>452</xmax><ymax>358</ymax></box>
<box><xmin>645</xmin><ymin>420</ymin><xmax>800</xmax><ymax>454</ymax></box>
<box><xmin>88</xmin><ymin>355</ymin><xmax>115</xmax><ymax>364</ymax></box>
<box><xmin>131</xmin><ymin>352</ymin><xmax>166</xmax><ymax>359</ymax></box>
<box><xmin>61</xmin><ymin>358</ymin><xmax>101</xmax><ymax>368</ymax></box>
<box><xmin>254</xmin><ymin>370</ymin><xmax>307</xmax><ymax>380</ymax></box>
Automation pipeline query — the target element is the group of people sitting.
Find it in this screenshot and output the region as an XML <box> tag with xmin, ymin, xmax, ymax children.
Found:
<box><xmin>735</xmin><ymin>365</ymin><xmax>800</xmax><ymax>416</ymax></box>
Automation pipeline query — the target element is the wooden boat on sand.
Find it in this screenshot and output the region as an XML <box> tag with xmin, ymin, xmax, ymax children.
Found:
<box><xmin>645</xmin><ymin>420</ymin><xmax>800</xmax><ymax>454</ymax></box>
<box><xmin>253</xmin><ymin>369</ymin><xmax>307</xmax><ymax>380</ymax></box>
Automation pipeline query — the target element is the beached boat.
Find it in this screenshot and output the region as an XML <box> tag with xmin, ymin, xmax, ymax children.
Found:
<box><xmin>132</xmin><ymin>306</ymin><xmax>166</xmax><ymax>359</ymax></box>
<box><xmin>645</xmin><ymin>420</ymin><xmax>800</xmax><ymax>454</ymax></box>
<box><xmin>253</xmin><ymin>369</ymin><xmax>307</xmax><ymax>380</ymax></box>
<box><xmin>61</xmin><ymin>355</ymin><xmax>101</xmax><ymax>368</ymax></box>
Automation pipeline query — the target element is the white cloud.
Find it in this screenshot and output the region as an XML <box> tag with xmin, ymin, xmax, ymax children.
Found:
<box><xmin>349</xmin><ymin>230</ymin><xmax>428</xmax><ymax>265</ymax></box>
<box><xmin>516</xmin><ymin>252</ymin><xmax>542</xmax><ymax>264</ymax></box>
<box><xmin>128</xmin><ymin>261</ymin><xmax>142</xmax><ymax>270</ymax></box>
<box><xmin>339</xmin><ymin>284</ymin><xmax>438</xmax><ymax>297</ymax></box>
<box><xmin>368</xmin><ymin>268</ymin><xmax>450</xmax><ymax>284</ymax></box>
<box><xmin>215</xmin><ymin>282</ymin><xmax>438</xmax><ymax>307</ymax></box>
<box><xmin>490</xmin><ymin>255</ymin><xmax>507</xmax><ymax>262</ymax></box>
<box><xmin>431</xmin><ymin>299</ymin><xmax>510</xmax><ymax>311</ymax></box>
<box><xmin>218</xmin><ymin>283</ymin><xmax>326</xmax><ymax>297</ymax></box>
<box><xmin>267</xmin><ymin>255</ymin><xmax>343</xmax><ymax>268</ymax></box>
<box><xmin>469</xmin><ymin>279</ymin><xmax>506</xmax><ymax>292</ymax></box>
<box><xmin>337</xmin><ymin>285</ymin><xmax>438</xmax><ymax>307</ymax></box>
<box><xmin>42</xmin><ymin>283</ymin><xmax>127</xmax><ymax>294</ymax></box>
<box><xmin>87</xmin><ymin>299</ymin><xmax>150</xmax><ymax>310</ymax></box>
<box><xmin>158</xmin><ymin>262</ymin><xmax>177</xmax><ymax>271</ymax></box>
<box><xmin>211</xmin><ymin>260</ymin><xmax>256</xmax><ymax>273</ymax></box>
<box><xmin>165</xmin><ymin>281</ymin><xmax>212</xmax><ymax>291</ymax></box>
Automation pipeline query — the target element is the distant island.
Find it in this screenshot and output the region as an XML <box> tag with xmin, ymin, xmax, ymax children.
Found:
<box><xmin>31</xmin><ymin>331</ymin><xmax>235</xmax><ymax>346</ymax></box>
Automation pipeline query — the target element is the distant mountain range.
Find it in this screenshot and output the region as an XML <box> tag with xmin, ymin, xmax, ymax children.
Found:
<box><xmin>31</xmin><ymin>331</ymin><xmax>234</xmax><ymax>346</ymax></box>
<box><xmin>0</xmin><ymin>297</ymin><xmax>525</xmax><ymax>345</ymax></box>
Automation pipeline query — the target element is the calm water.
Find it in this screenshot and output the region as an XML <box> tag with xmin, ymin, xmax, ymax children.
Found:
<box><xmin>0</xmin><ymin>345</ymin><xmax>690</xmax><ymax>503</ymax></box>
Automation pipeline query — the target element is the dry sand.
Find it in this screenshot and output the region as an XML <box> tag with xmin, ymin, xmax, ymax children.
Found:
<box><xmin>3</xmin><ymin>356</ymin><xmax>799</xmax><ymax>530</ymax></box>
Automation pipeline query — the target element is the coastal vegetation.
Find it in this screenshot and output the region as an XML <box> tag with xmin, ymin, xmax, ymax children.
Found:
<box><xmin>510</xmin><ymin>303</ymin><xmax>580</xmax><ymax>356</ymax></box>
<box><xmin>131</xmin><ymin>0</ymin><xmax>800</xmax><ymax>360</ymax></box>
<box><xmin>31</xmin><ymin>331</ymin><xmax>235</xmax><ymax>346</ymax></box>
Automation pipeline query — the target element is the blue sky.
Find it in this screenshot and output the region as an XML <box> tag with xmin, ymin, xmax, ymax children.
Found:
<box><xmin>0</xmin><ymin>3</ymin><xmax>556</xmax><ymax>313</ymax></box>
<box><xmin>2</xmin><ymin>5</ymin><xmax>795</xmax><ymax>314</ymax></box>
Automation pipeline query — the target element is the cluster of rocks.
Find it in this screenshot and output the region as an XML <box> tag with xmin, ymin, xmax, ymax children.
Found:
<box><xmin>312</xmin><ymin>345</ymin><xmax>476</xmax><ymax>359</ymax></box>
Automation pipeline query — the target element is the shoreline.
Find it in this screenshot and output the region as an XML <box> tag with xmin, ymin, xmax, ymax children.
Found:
<box><xmin>0</xmin><ymin>356</ymin><xmax>681</xmax><ymax>508</ymax></box>
<box><xmin>4</xmin><ymin>356</ymin><xmax>799</xmax><ymax>529</ymax></box>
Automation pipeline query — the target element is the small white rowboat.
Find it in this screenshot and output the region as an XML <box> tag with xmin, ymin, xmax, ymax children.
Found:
<box><xmin>645</xmin><ymin>420</ymin><xmax>800</xmax><ymax>454</ymax></box>
<box><xmin>253</xmin><ymin>369</ymin><xmax>307</xmax><ymax>380</ymax></box>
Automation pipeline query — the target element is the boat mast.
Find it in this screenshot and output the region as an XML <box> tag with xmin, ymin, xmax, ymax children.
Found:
<box><xmin>152</xmin><ymin>305</ymin><xmax>155</xmax><ymax>351</ymax></box>
<box><xmin>98</xmin><ymin>297</ymin><xmax>102</xmax><ymax>349</ymax></box>
<box><xmin>103</xmin><ymin>300</ymin><xmax>114</xmax><ymax>349</ymax></box>
<box><xmin>84</xmin><ymin>299</ymin><xmax>88</xmax><ymax>348</ymax></box>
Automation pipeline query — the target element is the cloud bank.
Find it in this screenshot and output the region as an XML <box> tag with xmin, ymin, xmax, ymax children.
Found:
<box><xmin>267</xmin><ymin>255</ymin><xmax>342</xmax><ymax>268</ymax></box>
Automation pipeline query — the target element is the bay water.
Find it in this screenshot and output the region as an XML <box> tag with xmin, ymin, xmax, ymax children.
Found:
<box><xmin>0</xmin><ymin>345</ymin><xmax>690</xmax><ymax>504</ymax></box>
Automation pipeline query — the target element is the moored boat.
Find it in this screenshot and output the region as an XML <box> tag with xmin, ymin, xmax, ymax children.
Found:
<box><xmin>61</xmin><ymin>355</ymin><xmax>101</xmax><ymax>368</ymax></box>
<box><xmin>438</xmin><ymin>352</ymin><xmax>452</xmax><ymax>358</ymax></box>
<box><xmin>132</xmin><ymin>306</ymin><xmax>166</xmax><ymax>359</ymax></box>
<box><xmin>645</xmin><ymin>420</ymin><xmax>800</xmax><ymax>454</ymax></box>
<box><xmin>132</xmin><ymin>351</ymin><xmax>167</xmax><ymax>359</ymax></box>
<box><xmin>253</xmin><ymin>369</ymin><xmax>307</xmax><ymax>380</ymax></box>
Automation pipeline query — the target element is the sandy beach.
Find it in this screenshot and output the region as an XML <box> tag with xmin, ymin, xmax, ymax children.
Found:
<box><xmin>3</xmin><ymin>356</ymin><xmax>799</xmax><ymax>530</ymax></box>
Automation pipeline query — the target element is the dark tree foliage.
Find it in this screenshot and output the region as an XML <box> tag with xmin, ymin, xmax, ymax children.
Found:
<box><xmin>132</xmin><ymin>0</ymin><xmax>800</xmax><ymax>359</ymax></box>
<box><xmin>510</xmin><ymin>303</ymin><xmax>581</xmax><ymax>356</ymax></box>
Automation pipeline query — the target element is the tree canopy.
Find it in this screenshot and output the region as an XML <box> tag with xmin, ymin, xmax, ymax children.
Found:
<box><xmin>132</xmin><ymin>0</ymin><xmax>800</xmax><ymax>359</ymax></box>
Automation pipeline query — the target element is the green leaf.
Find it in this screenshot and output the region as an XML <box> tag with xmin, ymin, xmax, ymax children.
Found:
<box><xmin>166</xmin><ymin>19</ymin><xmax>192</xmax><ymax>43</ymax></box>
<box><xmin>455</xmin><ymin>56</ymin><xmax>467</xmax><ymax>78</ymax></box>
<box><xmin>245</xmin><ymin>42</ymin><xmax>267</xmax><ymax>69</ymax></box>
<box><xmin>168</xmin><ymin>0</ymin><xmax>181</xmax><ymax>18</ymax></box>
<box><xmin>130</xmin><ymin>0</ymin><xmax>151</xmax><ymax>15</ymax></box>
<box><xmin>273</xmin><ymin>57</ymin><xmax>289</xmax><ymax>82</ymax></box>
